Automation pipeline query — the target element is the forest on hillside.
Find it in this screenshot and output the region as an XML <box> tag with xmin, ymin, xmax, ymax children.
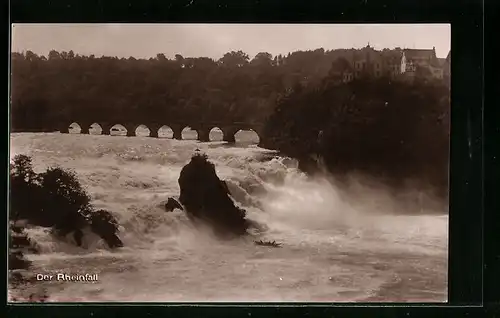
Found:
<box><xmin>10</xmin><ymin>48</ymin><xmax>450</xmax><ymax>193</ymax></box>
<box><xmin>264</xmin><ymin>76</ymin><xmax>450</xmax><ymax>196</ymax></box>
<box><xmin>10</xmin><ymin>48</ymin><xmax>363</xmax><ymax>131</ymax></box>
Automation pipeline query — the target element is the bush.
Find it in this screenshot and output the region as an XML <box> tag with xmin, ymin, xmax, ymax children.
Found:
<box><xmin>9</xmin><ymin>155</ymin><xmax>123</xmax><ymax>248</ymax></box>
<box><xmin>9</xmin><ymin>155</ymin><xmax>42</xmax><ymax>221</ymax></box>
<box><xmin>39</xmin><ymin>167</ymin><xmax>92</xmax><ymax>232</ymax></box>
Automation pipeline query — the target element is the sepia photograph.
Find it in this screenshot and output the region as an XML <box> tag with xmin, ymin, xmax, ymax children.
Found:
<box><xmin>9</xmin><ymin>23</ymin><xmax>450</xmax><ymax>302</ymax></box>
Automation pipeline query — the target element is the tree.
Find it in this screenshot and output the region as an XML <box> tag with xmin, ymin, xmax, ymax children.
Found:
<box><xmin>251</xmin><ymin>52</ymin><xmax>273</xmax><ymax>67</ymax></box>
<box><xmin>175</xmin><ymin>54</ymin><xmax>184</xmax><ymax>63</ymax></box>
<box><xmin>9</xmin><ymin>155</ymin><xmax>41</xmax><ymax>221</ymax></box>
<box><xmin>156</xmin><ymin>53</ymin><xmax>167</xmax><ymax>61</ymax></box>
<box><xmin>277</xmin><ymin>54</ymin><xmax>284</xmax><ymax>66</ymax></box>
<box><xmin>184</xmin><ymin>57</ymin><xmax>217</xmax><ymax>71</ymax></box>
<box><xmin>11</xmin><ymin>52</ymin><xmax>24</xmax><ymax>62</ymax></box>
<box><xmin>11</xmin><ymin>46</ymin><xmax>443</xmax><ymax>144</ymax></box>
<box><xmin>218</xmin><ymin>50</ymin><xmax>250</xmax><ymax>67</ymax></box>
<box><xmin>25</xmin><ymin>50</ymin><xmax>39</xmax><ymax>62</ymax></box>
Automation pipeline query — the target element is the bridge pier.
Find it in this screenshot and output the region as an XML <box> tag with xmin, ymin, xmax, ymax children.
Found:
<box><xmin>254</xmin><ymin>128</ymin><xmax>266</xmax><ymax>148</ymax></box>
<box><xmin>150</xmin><ymin>130</ymin><xmax>159</xmax><ymax>138</ymax></box>
<box><xmin>148</xmin><ymin>124</ymin><xmax>161</xmax><ymax>138</ymax></box>
<box><xmin>197</xmin><ymin>128</ymin><xmax>210</xmax><ymax>142</ymax></box>
<box><xmin>222</xmin><ymin>127</ymin><xmax>238</xmax><ymax>143</ymax></box>
<box><xmin>99</xmin><ymin>123</ymin><xmax>111</xmax><ymax>135</ymax></box>
<box><xmin>60</xmin><ymin>125</ymin><xmax>69</xmax><ymax>134</ymax></box>
<box><xmin>171</xmin><ymin>124</ymin><xmax>183</xmax><ymax>140</ymax></box>
<box><xmin>80</xmin><ymin>124</ymin><xmax>90</xmax><ymax>135</ymax></box>
<box><xmin>223</xmin><ymin>134</ymin><xmax>236</xmax><ymax>143</ymax></box>
<box><xmin>124</xmin><ymin>124</ymin><xmax>136</xmax><ymax>137</ymax></box>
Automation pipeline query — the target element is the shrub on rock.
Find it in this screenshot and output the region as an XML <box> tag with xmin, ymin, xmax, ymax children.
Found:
<box><xmin>38</xmin><ymin>167</ymin><xmax>92</xmax><ymax>235</ymax></box>
<box><xmin>9</xmin><ymin>155</ymin><xmax>43</xmax><ymax>222</ymax></box>
<box><xmin>9</xmin><ymin>154</ymin><xmax>123</xmax><ymax>249</ymax></box>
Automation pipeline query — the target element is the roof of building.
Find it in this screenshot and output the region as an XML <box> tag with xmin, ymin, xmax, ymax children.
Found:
<box><xmin>403</xmin><ymin>48</ymin><xmax>436</xmax><ymax>60</ymax></box>
<box><xmin>352</xmin><ymin>46</ymin><xmax>384</xmax><ymax>61</ymax></box>
<box><xmin>330</xmin><ymin>47</ymin><xmax>409</xmax><ymax>69</ymax></box>
<box><xmin>446</xmin><ymin>50</ymin><xmax>451</xmax><ymax>62</ymax></box>
<box><xmin>437</xmin><ymin>58</ymin><xmax>446</xmax><ymax>66</ymax></box>
<box><xmin>381</xmin><ymin>49</ymin><xmax>404</xmax><ymax>64</ymax></box>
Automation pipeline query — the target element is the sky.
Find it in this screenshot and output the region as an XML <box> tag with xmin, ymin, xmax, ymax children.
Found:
<box><xmin>11</xmin><ymin>24</ymin><xmax>451</xmax><ymax>59</ymax></box>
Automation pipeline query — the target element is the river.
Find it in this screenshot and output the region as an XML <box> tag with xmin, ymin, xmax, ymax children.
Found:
<box><xmin>8</xmin><ymin>128</ymin><xmax>448</xmax><ymax>302</ymax></box>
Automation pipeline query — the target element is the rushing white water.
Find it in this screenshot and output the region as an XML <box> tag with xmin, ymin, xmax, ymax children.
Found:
<box><xmin>9</xmin><ymin>130</ymin><xmax>448</xmax><ymax>302</ymax></box>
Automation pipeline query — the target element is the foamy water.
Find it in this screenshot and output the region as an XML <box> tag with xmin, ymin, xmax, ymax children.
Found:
<box><xmin>9</xmin><ymin>130</ymin><xmax>448</xmax><ymax>302</ymax></box>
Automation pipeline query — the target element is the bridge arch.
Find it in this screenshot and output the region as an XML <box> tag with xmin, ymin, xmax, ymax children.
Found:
<box><xmin>158</xmin><ymin>125</ymin><xmax>174</xmax><ymax>138</ymax></box>
<box><xmin>109</xmin><ymin>124</ymin><xmax>127</xmax><ymax>136</ymax></box>
<box><xmin>181</xmin><ymin>126</ymin><xmax>198</xmax><ymax>140</ymax></box>
<box><xmin>68</xmin><ymin>122</ymin><xmax>82</xmax><ymax>134</ymax></box>
<box><xmin>89</xmin><ymin>123</ymin><xmax>103</xmax><ymax>135</ymax></box>
<box><xmin>234</xmin><ymin>129</ymin><xmax>261</xmax><ymax>145</ymax></box>
<box><xmin>208</xmin><ymin>127</ymin><xmax>224</xmax><ymax>142</ymax></box>
<box><xmin>59</xmin><ymin>121</ymin><xmax>265</xmax><ymax>145</ymax></box>
<box><xmin>65</xmin><ymin>122</ymin><xmax>91</xmax><ymax>134</ymax></box>
<box><xmin>134</xmin><ymin>124</ymin><xmax>151</xmax><ymax>137</ymax></box>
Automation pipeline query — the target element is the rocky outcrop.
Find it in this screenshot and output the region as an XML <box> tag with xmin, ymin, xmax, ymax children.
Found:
<box><xmin>9</xmin><ymin>223</ymin><xmax>35</xmax><ymax>270</ymax></box>
<box><xmin>89</xmin><ymin>210</ymin><xmax>123</xmax><ymax>248</ymax></box>
<box><xmin>8</xmin><ymin>222</ymin><xmax>50</xmax><ymax>303</ymax></box>
<box><xmin>164</xmin><ymin>197</ymin><xmax>184</xmax><ymax>212</ymax></box>
<box><xmin>176</xmin><ymin>153</ymin><xmax>251</xmax><ymax>238</ymax></box>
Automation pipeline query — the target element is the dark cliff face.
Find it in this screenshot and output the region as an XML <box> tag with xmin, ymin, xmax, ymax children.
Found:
<box><xmin>178</xmin><ymin>153</ymin><xmax>249</xmax><ymax>237</ymax></box>
<box><xmin>264</xmin><ymin>78</ymin><xmax>450</xmax><ymax>197</ymax></box>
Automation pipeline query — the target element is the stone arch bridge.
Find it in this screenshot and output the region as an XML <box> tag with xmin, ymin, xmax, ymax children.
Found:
<box><xmin>60</xmin><ymin>121</ymin><xmax>266</xmax><ymax>144</ymax></box>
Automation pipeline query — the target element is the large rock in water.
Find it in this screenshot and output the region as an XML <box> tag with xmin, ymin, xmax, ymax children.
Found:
<box><xmin>178</xmin><ymin>153</ymin><xmax>249</xmax><ymax>238</ymax></box>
